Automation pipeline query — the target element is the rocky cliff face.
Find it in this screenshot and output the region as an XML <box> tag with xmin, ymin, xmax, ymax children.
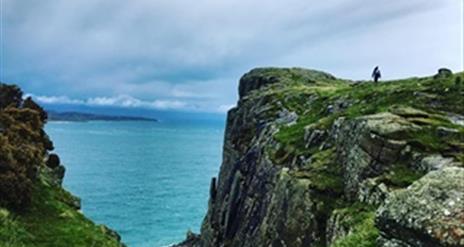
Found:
<box><xmin>176</xmin><ymin>68</ymin><xmax>464</xmax><ymax>247</ymax></box>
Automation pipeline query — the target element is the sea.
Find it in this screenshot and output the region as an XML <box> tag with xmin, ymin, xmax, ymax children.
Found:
<box><xmin>45</xmin><ymin>119</ymin><xmax>225</xmax><ymax>247</ymax></box>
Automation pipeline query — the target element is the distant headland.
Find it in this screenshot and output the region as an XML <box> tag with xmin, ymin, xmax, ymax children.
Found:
<box><xmin>47</xmin><ymin>111</ymin><xmax>158</xmax><ymax>122</ymax></box>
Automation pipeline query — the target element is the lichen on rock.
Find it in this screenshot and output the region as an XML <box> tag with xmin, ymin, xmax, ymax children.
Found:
<box><xmin>376</xmin><ymin>167</ymin><xmax>464</xmax><ymax>246</ymax></box>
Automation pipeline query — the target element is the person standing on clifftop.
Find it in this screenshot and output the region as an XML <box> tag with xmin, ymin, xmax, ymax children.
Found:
<box><xmin>372</xmin><ymin>66</ymin><xmax>381</xmax><ymax>83</ymax></box>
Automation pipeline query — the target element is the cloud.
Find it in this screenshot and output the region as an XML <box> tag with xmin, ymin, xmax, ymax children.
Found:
<box><xmin>86</xmin><ymin>95</ymin><xmax>187</xmax><ymax>110</ymax></box>
<box><xmin>3</xmin><ymin>0</ymin><xmax>462</xmax><ymax>113</ymax></box>
<box><xmin>31</xmin><ymin>95</ymin><xmax>85</xmax><ymax>105</ymax></box>
<box><xmin>31</xmin><ymin>94</ymin><xmax>189</xmax><ymax>111</ymax></box>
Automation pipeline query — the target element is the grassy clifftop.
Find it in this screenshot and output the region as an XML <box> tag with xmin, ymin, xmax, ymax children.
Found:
<box><xmin>0</xmin><ymin>83</ymin><xmax>124</xmax><ymax>247</ymax></box>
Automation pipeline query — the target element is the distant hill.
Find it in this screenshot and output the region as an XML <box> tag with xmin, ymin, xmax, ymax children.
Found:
<box><xmin>47</xmin><ymin>111</ymin><xmax>158</xmax><ymax>122</ymax></box>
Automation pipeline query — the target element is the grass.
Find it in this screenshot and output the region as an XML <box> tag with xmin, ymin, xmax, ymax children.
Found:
<box><xmin>325</xmin><ymin>203</ymin><xmax>378</xmax><ymax>247</ymax></box>
<box><xmin>0</xmin><ymin>175</ymin><xmax>121</xmax><ymax>247</ymax></box>
<box><xmin>330</xmin><ymin>211</ymin><xmax>378</xmax><ymax>247</ymax></box>
<box><xmin>0</xmin><ymin>209</ymin><xmax>29</xmax><ymax>247</ymax></box>
<box><xmin>290</xmin><ymin>149</ymin><xmax>344</xmax><ymax>194</ymax></box>
<box><xmin>381</xmin><ymin>164</ymin><xmax>425</xmax><ymax>188</ymax></box>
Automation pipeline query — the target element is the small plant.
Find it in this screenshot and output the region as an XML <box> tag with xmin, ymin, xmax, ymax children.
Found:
<box><xmin>455</xmin><ymin>76</ymin><xmax>462</xmax><ymax>88</ymax></box>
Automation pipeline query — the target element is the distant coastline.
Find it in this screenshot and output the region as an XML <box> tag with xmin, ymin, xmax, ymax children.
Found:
<box><xmin>47</xmin><ymin>111</ymin><xmax>158</xmax><ymax>122</ymax></box>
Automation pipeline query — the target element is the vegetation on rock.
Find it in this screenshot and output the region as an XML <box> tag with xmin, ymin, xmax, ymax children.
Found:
<box><xmin>0</xmin><ymin>83</ymin><xmax>124</xmax><ymax>246</ymax></box>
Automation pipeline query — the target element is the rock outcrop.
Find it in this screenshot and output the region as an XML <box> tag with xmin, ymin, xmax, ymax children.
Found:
<box><xmin>176</xmin><ymin>68</ymin><xmax>464</xmax><ymax>247</ymax></box>
<box><xmin>377</xmin><ymin>167</ymin><xmax>464</xmax><ymax>247</ymax></box>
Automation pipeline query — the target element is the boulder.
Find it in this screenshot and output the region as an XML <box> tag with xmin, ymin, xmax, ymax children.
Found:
<box><xmin>172</xmin><ymin>230</ymin><xmax>201</xmax><ymax>247</ymax></box>
<box><xmin>46</xmin><ymin>153</ymin><xmax>60</xmax><ymax>168</ymax></box>
<box><xmin>275</xmin><ymin>109</ymin><xmax>298</xmax><ymax>126</ymax></box>
<box><xmin>418</xmin><ymin>155</ymin><xmax>458</xmax><ymax>172</ymax></box>
<box><xmin>376</xmin><ymin>167</ymin><xmax>464</xmax><ymax>246</ymax></box>
<box><xmin>434</xmin><ymin>68</ymin><xmax>453</xmax><ymax>79</ymax></box>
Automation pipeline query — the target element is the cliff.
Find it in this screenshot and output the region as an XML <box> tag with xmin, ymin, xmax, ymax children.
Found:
<box><xmin>0</xmin><ymin>83</ymin><xmax>125</xmax><ymax>247</ymax></box>
<box><xmin>176</xmin><ymin>68</ymin><xmax>464</xmax><ymax>247</ymax></box>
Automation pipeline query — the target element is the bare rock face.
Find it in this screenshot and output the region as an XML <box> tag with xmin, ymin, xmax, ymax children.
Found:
<box><xmin>376</xmin><ymin>167</ymin><xmax>464</xmax><ymax>247</ymax></box>
<box><xmin>259</xmin><ymin>169</ymin><xmax>320</xmax><ymax>246</ymax></box>
<box><xmin>332</xmin><ymin>112</ymin><xmax>415</xmax><ymax>199</ymax></box>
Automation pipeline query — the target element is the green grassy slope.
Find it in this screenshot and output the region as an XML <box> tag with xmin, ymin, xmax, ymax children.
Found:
<box><xmin>1</xmin><ymin>173</ymin><xmax>122</xmax><ymax>247</ymax></box>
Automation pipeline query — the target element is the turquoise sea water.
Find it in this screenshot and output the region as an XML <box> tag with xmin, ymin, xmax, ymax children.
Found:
<box><xmin>45</xmin><ymin>120</ymin><xmax>224</xmax><ymax>247</ymax></box>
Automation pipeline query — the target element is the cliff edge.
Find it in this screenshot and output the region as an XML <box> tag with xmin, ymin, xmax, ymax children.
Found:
<box><xmin>0</xmin><ymin>83</ymin><xmax>125</xmax><ymax>247</ymax></box>
<box><xmin>176</xmin><ymin>67</ymin><xmax>464</xmax><ymax>247</ymax></box>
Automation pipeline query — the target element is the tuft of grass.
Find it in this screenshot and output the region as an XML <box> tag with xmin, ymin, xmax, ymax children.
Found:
<box><xmin>330</xmin><ymin>214</ymin><xmax>378</xmax><ymax>247</ymax></box>
<box><xmin>330</xmin><ymin>204</ymin><xmax>378</xmax><ymax>247</ymax></box>
<box><xmin>289</xmin><ymin>149</ymin><xmax>344</xmax><ymax>195</ymax></box>
<box><xmin>382</xmin><ymin>164</ymin><xmax>425</xmax><ymax>188</ymax></box>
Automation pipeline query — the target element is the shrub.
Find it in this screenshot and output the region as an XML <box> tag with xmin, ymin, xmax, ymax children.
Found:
<box><xmin>0</xmin><ymin>84</ymin><xmax>52</xmax><ymax>210</ymax></box>
<box><xmin>23</xmin><ymin>97</ymin><xmax>48</xmax><ymax>122</ymax></box>
<box><xmin>455</xmin><ymin>76</ymin><xmax>462</xmax><ymax>88</ymax></box>
<box><xmin>0</xmin><ymin>84</ymin><xmax>22</xmax><ymax>109</ymax></box>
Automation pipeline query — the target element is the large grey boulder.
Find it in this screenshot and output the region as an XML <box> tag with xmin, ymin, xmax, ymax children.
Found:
<box><xmin>376</xmin><ymin>167</ymin><xmax>464</xmax><ymax>247</ymax></box>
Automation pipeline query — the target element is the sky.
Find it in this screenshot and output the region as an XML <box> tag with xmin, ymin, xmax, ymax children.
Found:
<box><xmin>1</xmin><ymin>0</ymin><xmax>463</xmax><ymax>113</ymax></box>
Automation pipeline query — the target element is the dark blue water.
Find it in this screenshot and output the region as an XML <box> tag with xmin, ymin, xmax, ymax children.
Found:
<box><xmin>45</xmin><ymin>120</ymin><xmax>224</xmax><ymax>247</ymax></box>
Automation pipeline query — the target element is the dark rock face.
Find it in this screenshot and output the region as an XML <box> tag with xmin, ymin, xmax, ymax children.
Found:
<box><xmin>239</xmin><ymin>69</ymin><xmax>280</xmax><ymax>99</ymax></box>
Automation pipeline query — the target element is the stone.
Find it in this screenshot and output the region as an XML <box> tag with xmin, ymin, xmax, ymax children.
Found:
<box><xmin>332</xmin><ymin>113</ymin><xmax>414</xmax><ymax>199</ymax></box>
<box><xmin>46</xmin><ymin>153</ymin><xmax>60</xmax><ymax>168</ymax></box>
<box><xmin>389</xmin><ymin>106</ymin><xmax>430</xmax><ymax>119</ymax></box>
<box><xmin>173</xmin><ymin>231</ymin><xmax>201</xmax><ymax>247</ymax></box>
<box><xmin>358</xmin><ymin>178</ymin><xmax>390</xmax><ymax>206</ymax></box>
<box><xmin>360</xmin><ymin>112</ymin><xmax>420</xmax><ymax>138</ymax></box>
<box><xmin>52</xmin><ymin>165</ymin><xmax>66</xmax><ymax>185</ymax></box>
<box><xmin>447</xmin><ymin>113</ymin><xmax>464</xmax><ymax>127</ymax></box>
<box><xmin>326</xmin><ymin>210</ymin><xmax>352</xmax><ymax>246</ymax></box>
<box><xmin>304</xmin><ymin>124</ymin><xmax>326</xmax><ymax>148</ymax></box>
<box><xmin>276</xmin><ymin>109</ymin><xmax>298</xmax><ymax>126</ymax></box>
<box><xmin>418</xmin><ymin>155</ymin><xmax>457</xmax><ymax>172</ymax></box>
<box><xmin>434</xmin><ymin>68</ymin><xmax>453</xmax><ymax>79</ymax></box>
<box><xmin>376</xmin><ymin>167</ymin><xmax>464</xmax><ymax>246</ymax></box>
<box><xmin>436</xmin><ymin>126</ymin><xmax>460</xmax><ymax>138</ymax></box>
<box><xmin>100</xmin><ymin>225</ymin><xmax>122</xmax><ymax>242</ymax></box>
